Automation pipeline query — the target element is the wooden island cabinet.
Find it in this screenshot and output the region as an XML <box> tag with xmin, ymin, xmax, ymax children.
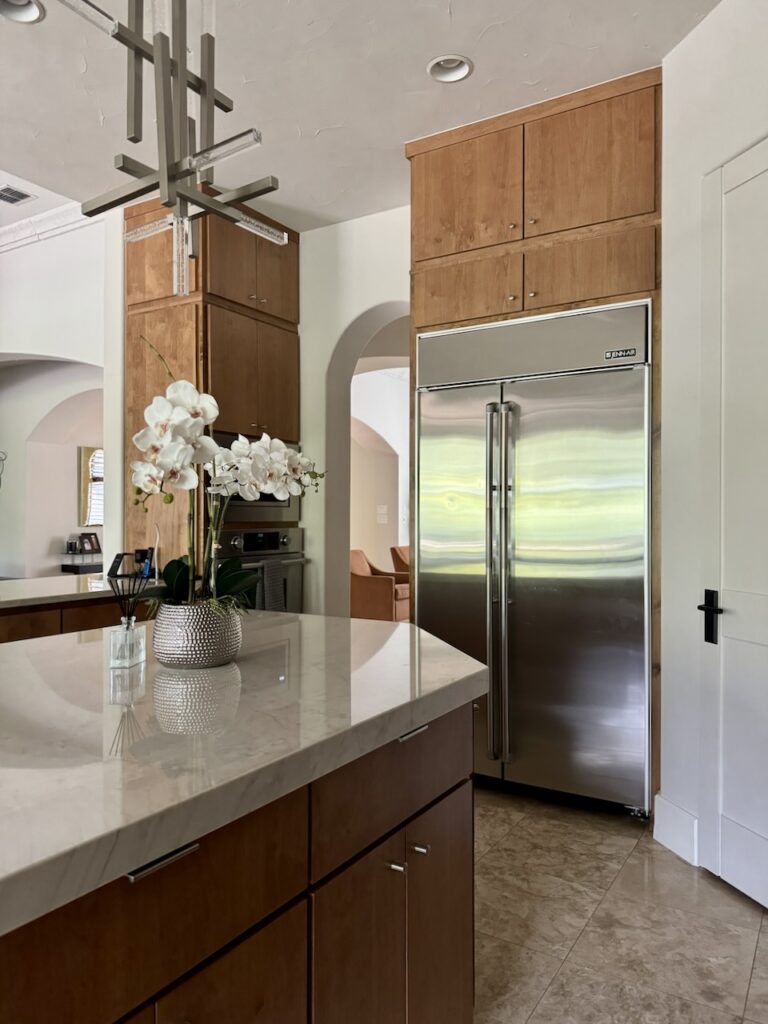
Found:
<box><xmin>0</xmin><ymin>704</ymin><xmax>475</xmax><ymax>1024</ymax></box>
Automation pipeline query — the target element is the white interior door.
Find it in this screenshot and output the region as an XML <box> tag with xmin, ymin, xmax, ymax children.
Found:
<box><xmin>699</xmin><ymin>137</ymin><xmax>768</xmax><ymax>906</ymax></box>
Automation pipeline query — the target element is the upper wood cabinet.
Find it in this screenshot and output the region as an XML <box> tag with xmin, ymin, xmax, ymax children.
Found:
<box><xmin>206</xmin><ymin>214</ymin><xmax>299</xmax><ymax>323</ymax></box>
<box><xmin>411</xmin><ymin>127</ymin><xmax>523</xmax><ymax>261</ymax></box>
<box><xmin>125</xmin><ymin>207</ymin><xmax>199</xmax><ymax>306</ymax></box>
<box><xmin>524</xmin><ymin>88</ymin><xmax>656</xmax><ymax>237</ymax></box>
<box><xmin>412</xmin><ymin>252</ymin><xmax>523</xmax><ymax>328</ymax></box>
<box><xmin>207</xmin><ymin>305</ymin><xmax>299</xmax><ymax>442</ymax></box>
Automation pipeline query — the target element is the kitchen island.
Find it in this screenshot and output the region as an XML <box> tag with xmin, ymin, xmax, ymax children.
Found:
<box><xmin>0</xmin><ymin>611</ymin><xmax>486</xmax><ymax>1024</ymax></box>
<box><xmin>0</xmin><ymin>573</ymin><xmax>127</xmax><ymax>644</ymax></box>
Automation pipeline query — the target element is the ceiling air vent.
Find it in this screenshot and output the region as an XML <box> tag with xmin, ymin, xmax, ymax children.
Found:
<box><xmin>0</xmin><ymin>185</ymin><xmax>36</xmax><ymax>206</ymax></box>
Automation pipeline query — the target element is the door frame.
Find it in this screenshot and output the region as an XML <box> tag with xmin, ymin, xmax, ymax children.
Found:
<box><xmin>698</xmin><ymin>134</ymin><xmax>768</xmax><ymax>876</ymax></box>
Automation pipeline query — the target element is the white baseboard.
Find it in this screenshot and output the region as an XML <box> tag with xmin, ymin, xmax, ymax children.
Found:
<box><xmin>653</xmin><ymin>793</ymin><xmax>699</xmax><ymax>864</ymax></box>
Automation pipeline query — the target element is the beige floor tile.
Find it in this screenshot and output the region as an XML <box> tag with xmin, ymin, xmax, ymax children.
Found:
<box><xmin>611</xmin><ymin>837</ymin><xmax>764</xmax><ymax>930</ymax></box>
<box><xmin>476</xmin><ymin>876</ymin><xmax>599</xmax><ymax>959</ymax></box>
<box><xmin>528</xmin><ymin>961</ymin><xmax>743</xmax><ymax>1023</ymax></box>
<box><xmin>745</xmin><ymin>918</ymin><xmax>768</xmax><ymax>1023</ymax></box>
<box><xmin>477</xmin><ymin>844</ymin><xmax>606</xmax><ymax>904</ymax></box>
<box><xmin>473</xmin><ymin>930</ymin><xmax>560</xmax><ymax>1024</ymax></box>
<box><xmin>569</xmin><ymin>891</ymin><xmax>758</xmax><ymax>1016</ymax></box>
<box><xmin>517</xmin><ymin>813</ymin><xmax>640</xmax><ymax>859</ymax></box>
<box><xmin>528</xmin><ymin>801</ymin><xmax>647</xmax><ymax>840</ymax></box>
<box><xmin>485</xmin><ymin>823</ymin><xmax>630</xmax><ymax>892</ymax></box>
<box><xmin>475</xmin><ymin>785</ymin><xmax>540</xmax><ymax>816</ymax></box>
<box><xmin>475</xmin><ymin>802</ymin><xmax>527</xmax><ymax>858</ymax></box>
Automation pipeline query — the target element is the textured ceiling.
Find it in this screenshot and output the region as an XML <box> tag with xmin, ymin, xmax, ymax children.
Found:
<box><xmin>0</xmin><ymin>0</ymin><xmax>719</xmax><ymax>231</ymax></box>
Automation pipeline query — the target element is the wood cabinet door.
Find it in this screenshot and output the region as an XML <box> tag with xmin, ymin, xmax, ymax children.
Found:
<box><xmin>121</xmin><ymin>1006</ymin><xmax>154</xmax><ymax>1023</ymax></box>
<box><xmin>524</xmin><ymin>226</ymin><xmax>656</xmax><ymax>310</ymax></box>
<box><xmin>125</xmin><ymin>207</ymin><xmax>198</xmax><ymax>306</ymax></box>
<box><xmin>406</xmin><ymin>782</ymin><xmax>474</xmax><ymax>1024</ymax></box>
<box><xmin>206</xmin><ymin>214</ymin><xmax>259</xmax><ymax>311</ymax></box>
<box><xmin>207</xmin><ymin>305</ymin><xmax>261</xmax><ymax>435</ymax></box>
<box><xmin>0</xmin><ymin>609</ymin><xmax>60</xmax><ymax>644</ymax></box>
<box><xmin>256</xmin><ymin>237</ymin><xmax>299</xmax><ymax>323</ymax></box>
<box><xmin>524</xmin><ymin>88</ymin><xmax>656</xmax><ymax>237</ymax></box>
<box><xmin>313</xmin><ymin>830</ymin><xmax>407</xmax><ymax>1024</ymax></box>
<box><xmin>125</xmin><ymin>304</ymin><xmax>201</xmax><ymax>559</ymax></box>
<box><xmin>412</xmin><ymin>253</ymin><xmax>523</xmax><ymax>328</ymax></box>
<box><xmin>155</xmin><ymin>901</ymin><xmax>307</xmax><ymax>1024</ymax></box>
<box><xmin>412</xmin><ymin>127</ymin><xmax>523</xmax><ymax>261</ymax></box>
<box><xmin>257</xmin><ymin>323</ymin><xmax>300</xmax><ymax>442</ymax></box>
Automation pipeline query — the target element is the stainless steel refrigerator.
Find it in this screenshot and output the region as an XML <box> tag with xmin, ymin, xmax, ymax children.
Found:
<box><xmin>415</xmin><ymin>301</ymin><xmax>651</xmax><ymax>813</ymax></box>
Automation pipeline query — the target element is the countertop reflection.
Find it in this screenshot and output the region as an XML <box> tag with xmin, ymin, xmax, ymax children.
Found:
<box><xmin>0</xmin><ymin>611</ymin><xmax>486</xmax><ymax>936</ymax></box>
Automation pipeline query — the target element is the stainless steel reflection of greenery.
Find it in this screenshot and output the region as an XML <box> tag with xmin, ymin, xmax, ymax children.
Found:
<box><xmin>419</xmin><ymin>429</ymin><xmax>644</xmax><ymax>578</ymax></box>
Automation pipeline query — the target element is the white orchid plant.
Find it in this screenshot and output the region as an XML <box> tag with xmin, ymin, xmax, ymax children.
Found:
<box><xmin>131</xmin><ymin>343</ymin><xmax>322</xmax><ymax>609</ymax></box>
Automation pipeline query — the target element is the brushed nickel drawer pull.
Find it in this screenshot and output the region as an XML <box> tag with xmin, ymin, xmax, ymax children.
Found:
<box><xmin>528</xmin><ymin>218</ymin><xmax>537</xmax><ymax>224</ymax></box>
<box><xmin>507</xmin><ymin>294</ymin><xmax>517</xmax><ymax>301</ymax></box>
<box><xmin>126</xmin><ymin>841</ymin><xmax>200</xmax><ymax>883</ymax></box>
<box><xmin>528</xmin><ymin>291</ymin><xmax>537</xmax><ymax>298</ymax></box>
<box><xmin>508</xmin><ymin>223</ymin><xmax>516</xmax><ymax>229</ymax></box>
<box><xmin>398</xmin><ymin>723</ymin><xmax>429</xmax><ymax>743</ymax></box>
<box><xmin>410</xmin><ymin>843</ymin><xmax>431</xmax><ymax>856</ymax></box>
<box><xmin>388</xmin><ymin>862</ymin><xmax>408</xmax><ymax>873</ymax></box>
<box><xmin>248</xmin><ymin>294</ymin><xmax>268</xmax><ymax>303</ymax></box>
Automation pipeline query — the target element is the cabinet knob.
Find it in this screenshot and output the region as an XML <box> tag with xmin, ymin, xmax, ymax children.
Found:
<box><xmin>528</xmin><ymin>291</ymin><xmax>537</xmax><ymax>298</ymax></box>
<box><xmin>508</xmin><ymin>223</ymin><xmax>516</xmax><ymax>230</ymax></box>
<box><xmin>507</xmin><ymin>295</ymin><xmax>517</xmax><ymax>302</ymax></box>
<box><xmin>410</xmin><ymin>843</ymin><xmax>431</xmax><ymax>856</ymax></box>
<box><xmin>528</xmin><ymin>218</ymin><xmax>537</xmax><ymax>225</ymax></box>
<box><xmin>387</xmin><ymin>862</ymin><xmax>408</xmax><ymax>874</ymax></box>
<box><xmin>248</xmin><ymin>294</ymin><xmax>268</xmax><ymax>303</ymax></box>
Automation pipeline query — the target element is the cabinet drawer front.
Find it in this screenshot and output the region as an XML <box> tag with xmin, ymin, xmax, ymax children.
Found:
<box><xmin>0</xmin><ymin>608</ymin><xmax>59</xmax><ymax>644</ymax></box>
<box><xmin>524</xmin><ymin>226</ymin><xmax>656</xmax><ymax>310</ymax></box>
<box><xmin>310</xmin><ymin>703</ymin><xmax>472</xmax><ymax>881</ymax></box>
<box><xmin>524</xmin><ymin>88</ymin><xmax>656</xmax><ymax>237</ymax></box>
<box><xmin>413</xmin><ymin>254</ymin><xmax>523</xmax><ymax>329</ymax></box>
<box><xmin>61</xmin><ymin>600</ymin><xmax>122</xmax><ymax>634</ymax></box>
<box><xmin>0</xmin><ymin>788</ymin><xmax>308</xmax><ymax>1024</ymax></box>
<box><xmin>412</xmin><ymin>127</ymin><xmax>523</xmax><ymax>261</ymax></box>
<box><xmin>156</xmin><ymin>901</ymin><xmax>307</xmax><ymax>1024</ymax></box>
<box><xmin>313</xmin><ymin>831</ymin><xmax>406</xmax><ymax>1024</ymax></box>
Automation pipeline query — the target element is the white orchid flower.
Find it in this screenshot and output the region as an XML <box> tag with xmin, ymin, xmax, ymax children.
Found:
<box><xmin>132</xmin><ymin>426</ymin><xmax>165</xmax><ymax>463</ymax></box>
<box><xmin>166</xmin><ymin>380</ymin><xmax>219</xmax><ymax>426</ymax></box>
<box><xmin>184</xmin><ymin>420</ymin><xmax>220</xmax><ymax>464</ymax></box>
<box><xmin>131</xmin><ymin>461</ymin><xmax>164</xmax><ymax>494</ymax></box>
<box><xmin>156</xmin><ymin>439</ymin><xmax>198</xmax><ymax>490</ymax></box>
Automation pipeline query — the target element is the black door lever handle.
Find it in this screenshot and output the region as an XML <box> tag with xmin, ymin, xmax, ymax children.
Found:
<box><xmin>697</xmin><ymin>589</ymin><xmax>724</xmax><ymax>644</ymax></box>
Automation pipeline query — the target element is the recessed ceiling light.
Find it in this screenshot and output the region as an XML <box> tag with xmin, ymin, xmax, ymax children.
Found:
<box><xmin>427</xmin><ymin>54</ymin><xmax>474</xmax><ymax>83</ymax></box>
<box><xmin>0</xmin><ymin>0</ymin><xmax>46</xmax><ymax>23</ymax></box>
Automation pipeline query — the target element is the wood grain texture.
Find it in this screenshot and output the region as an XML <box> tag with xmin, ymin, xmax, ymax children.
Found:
<box><xmin>155</xmin><ymin>902</ymin><xmax>307</xmax><ymax>1024</ymax></box>
<box><xmin>125</xmin><ymin>204</ymin><xmax>198</xmax><ymax>307</ymax></box>
<box><xmin>523</xmin><ymin>226</ymin><xmax>656</xmax><ymax>310</ymax></box>
<box><xmin>312</xmin><ymin>830</ymin><xmax>407</xmax><ymax>1024</ymax></box>
<box><xmin>120</xmin><ymin>1006</ymin><xmax>154</xmax><ymax>1023</ymax></box>
<box><xmin>524</xmin><ymin>88</ymin><xmax>656</xmax><ymax>237</ymax></box>
<box><xmin>310</xmin><ymin>703</ymin><xmax>472</xmax><ymax>881</ymax></box>
<box><xmin>406</xmin><ymin>782</ymin><xmax>474</xmax><ymax>1024</ymax></box>
<box><xmin>125</xmin><ymin>303</ymin><xmax>201</xmax><ymax>559</ymax></box>
<box><xmin>256</xmin><ymin>236</ymin><xmax>299</xmax><ymax>324</ymax></box>
<box><xmin>405</xmin><ymin>67</ymin><xmax>661</xmax><ymax>157</ymax></box>
<box><xmin>412</xmin><ymin>252</ymin><xmax>523</xmax><ymax>328</ymax></box>
<box><xmin>0</xmin><ymin>608</ymin><xmax>60</xmax><ymax>644</ymax></box>
<box><xmin>0</xmin><ymin>788</ymin><xmax>309</xmax><ymax>1024</ymax></box>
<box><xmin>412</xmin><ymin>127</ymin><xmax>522</xmax><ymax>261</ymax></box>
<box><xmin>61</xmin><ymin>601</ymin><xmax>123</xmax><ymax>633</ymax></box>
<box><xmin>256</xmin><ymin>321</ymin><xmax>300</xmax><ymax>442</ymax></box>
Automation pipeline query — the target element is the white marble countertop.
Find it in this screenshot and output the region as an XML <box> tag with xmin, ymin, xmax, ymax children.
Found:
<box><xmin>0</xmin><ymin>574</ymin><xmax>111</xmax><ymax>610</ymax></box>
<box><xmin>0</xmin><ymin>612</ymin><xmax>486</xmax><ymax>937</ymax></box>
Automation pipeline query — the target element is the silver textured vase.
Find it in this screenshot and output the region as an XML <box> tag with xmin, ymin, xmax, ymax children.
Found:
<box><xmin>152</xmin><ymin>603</ymin><xmax>242</xmax><ymax>668</ymax></box>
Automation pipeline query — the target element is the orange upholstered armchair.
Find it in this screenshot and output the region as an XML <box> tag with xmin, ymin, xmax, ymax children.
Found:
<box><xmin>390</xmin><ymin>545</ymin><xmax>410</xmax><ymax>573</ymax></box>
<box><xmin>350</xmin><ymin>550</ymin><xmax>410</xmax><ymax>622</ymax></box>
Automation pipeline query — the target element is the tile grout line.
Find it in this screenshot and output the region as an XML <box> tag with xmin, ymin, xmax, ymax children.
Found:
<box><xmin>742</xmin><ymin>911</ymin><xmax>766</xmax><ymax>1021</ymax></box>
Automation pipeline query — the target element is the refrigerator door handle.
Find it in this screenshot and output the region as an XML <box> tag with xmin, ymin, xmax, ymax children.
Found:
<box><xmin>485</xmin><ymin>402</ymin><xmax>501</xmax><ymax>760</ymax></box>
<box><xmin>499</xmin><ymin>402</ymin><xmax>513</xmax><ymax>763</ymax></box>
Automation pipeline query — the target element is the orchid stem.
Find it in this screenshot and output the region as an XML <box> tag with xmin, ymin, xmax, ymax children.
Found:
<box><xmin>187</xmin><ymin>490</ymin><xmax>196</xmax><ymax>604</ymax></box>
<box><xmin>140</xmin><ymin>335</ymin><xmax>176</xmax><ymax>382</ymax></box>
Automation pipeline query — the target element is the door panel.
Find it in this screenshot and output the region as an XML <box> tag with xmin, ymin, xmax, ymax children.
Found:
<box><xmin>312</xmin><ymin>831</ymin><xmax>406</xmax><ymax>1024</ymax></box>
<box><xmin>207</xmin><ymin>305</ymin><xmax>260</xmax><ymax>434</ymax></box>
<box><xmin>406</xmin><ymin>783</ymin><xmax>473</xmax><ymax>1024</ymax></box>
<box><xmin>257</xmin><ymin>323</ymin><xmax>299</xmax><ymax>442</ymax></box>
<box><xmin>206</xmin><ymin>213</ymin><xmax>259</xmax><ymax>310</ymax></box>
<box><xmin>256</xmin><ymin>237</ymin><xmax>299</xmax><ymax>323</ymax></box>
<box><xmin>412</xmin><ymin>253</ymin><xmax>523</xmax><ymax>328</ymax></box>
<box><xmin>502</xmin><ymin>367</ymin><xmax>648</xmax><ymax>807</ymax></box>
<box><xmin>524</xmin><ymin>89</ymin><xmax>656</xmax><ymax>237</ymax></box>
<box><xmin>412</xmin><ymin>128</ymin><xmax>523</xmax><ymax>261</ymax></box>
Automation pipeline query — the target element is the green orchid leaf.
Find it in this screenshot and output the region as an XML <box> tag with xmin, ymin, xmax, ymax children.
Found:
<box><xmin>162</xmin><ymin>558</ymin><xmax>190</xmax><ymax>603</ymax></box>
<box><xmin>217</xmin><ymin>569</ymin><xmax>259</xmax><ymax>597</ymax></box>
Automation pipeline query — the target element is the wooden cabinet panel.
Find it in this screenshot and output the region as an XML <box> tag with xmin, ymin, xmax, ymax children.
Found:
<box><xmin>406</xmin><ymin>782</ymin><xmax>474</xmax><ymax>1024</ymax></box>
<box><xmin>524</xmin><ymin>88</ymin><xmax>656</xmax><ymax>237</ymax></box>
<box><xmin>256</xmin><ymin>236</ymin><xmax>299</xmax><ymax>323</ymax></box>
<box><xmin>257</xmin><ymin>322</ymin><xmax>300</xmax><ymax>442</ymax></box>
<box><xmin>0</xmin><ymin>788</ymin><xmax>309</xmax><ymax>1024</ymax></box>
<box><xmin>62</xmin><ymin>600</ymin><xmax>123</xmax><ymax>634</ymax></box>
<box><xmin>156</xmin><ymin>902</ymin><xmax>307</xmax><ymax>1024</ymax></box>
<box><xmin>412</xmin><ymin>253</ymin><xmax>523</xmax><ymax>328</ymax></box>
<box><xmin>121</xmin><ymin>1007</ymin><xmax>154</xmax><ymax>1023</ymax></box>
<box><xmin>125</xmin><ymin>207</ymin><xmax>198</xmax><ymax>306</ymax></box>
<box><xmin>524</xmin><ymin>226</ymin><xmax>656</xmax><ymax>310</ymax></box>
<box><xmin>207</xmin><ymin>305</ymin><xmax>260</xmax><ymax>434</ymax></box>
<box><xmin>207</xmin><ymin>307</ymin><xmax>300</xmax><ymax>442</ymax></box>
<box><xmin>412</xmin><ymin>128</ymin><xmax>523</xmax><ymax>261</ymax></box>
<box><xmin>0</xmin><ymin>608</ymin><xmax>60</xmax><ymax>644</ymax></box>
<box><xmin>310</xmin><ymin>703</ymin><xmax>472</xmax><ymax>881</ymax></box>
<box><xmin>313</xmin><ymin>830</ymin><xmax>406</xmax><ymax>1024</ymax></box>
<box><xmin>125</xmin><ymin>304</ymin><xmax>201</xmax><ymax>559</ymax></box>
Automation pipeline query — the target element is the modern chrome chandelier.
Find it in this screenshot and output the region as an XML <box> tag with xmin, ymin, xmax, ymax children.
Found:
<box><xmin>55</xmin><ymin>0</ymin><xmax>285</xmax><ymax>296</ymax></box>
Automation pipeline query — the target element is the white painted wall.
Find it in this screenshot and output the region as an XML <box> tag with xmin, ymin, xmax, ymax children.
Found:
<box><xmin>657</xmin><ymin>0</ymin><xmax>768</xmax><ymax>860</ymax></box>
<box><xmin>351</xmin><ymin>368</ymin><xmax>410</xmax><ymax>548</ymax></box>
<box><xmin>299</xmin><ymin>205</ymin><xmax>410</xmax><ymax>614</ymax></box>
<box><xmin>101</xmin><ymin>209</ymin><xmax>125</xmax><ymax>566</ymax></box>
<box><xmin>350</xmin><ymin>422</ymin><xmax>400</xmax><ymax>569</ymax></box>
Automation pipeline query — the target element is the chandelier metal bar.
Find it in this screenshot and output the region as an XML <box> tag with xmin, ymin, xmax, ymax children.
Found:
<box><xmin>199</xmin><ymin>31</ymin><xmax>215</xmax><ymax>183</ymax></box>
<box><xmin>126</xmin><ymin>0</ymin><xmax>143</xmax><ymax>143</ymax></box>
<box><xmin>153</xmin><ymin>32</ymin><xmax>177</xmax><ymax>207</ymax></box>
<box><xmin>175</xmin><ymin>184</ymin><xmax>287</xmax><ymax>245</ymax></box>
<box><xmin>171</xmin><ymin>0</ymin><xmax>187</xmax><ymax>164</ymax></box>
<box><xmin>216</xmin><ymin>176</ymin><xmax>280</xmax><ymax>205</ymax></box>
